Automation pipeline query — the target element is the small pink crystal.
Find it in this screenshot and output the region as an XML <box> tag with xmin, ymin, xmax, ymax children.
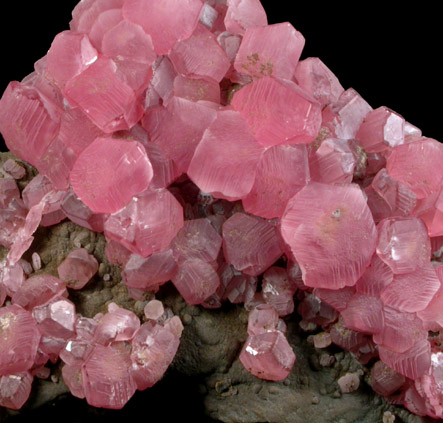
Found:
<box><xmin>224</xmin><ymin>0</ymin><xmax>267</xmax><ymax>35</ymax></box>
<box><xmin>223</xmin><ymin>273</ymin><xmax>258</xmax><ymax>304</ymax></box>
<box><xmin>313</xmin><ymin>332</ymin><xmax>332</xmax><ymax>349</ymax></box>
<box><xmin>0</xmin><ymin>305</ymin><xmax>40</xmax><ymax>375</ymax></box>
<box><xmin>57</xmin><ymin>248</ymin><xmax>99</xmax><ymax>290</ymax></box>
<box><xmin>62</xmin><ymin>362</ymin><xmax>85</xmax><ymax>399</ymax></box>
<box><xmin>418</xmin><ymin>265</ymin><xmax>443</xmax><ymax>327</ymax></box>
<box><xmin>0</xmin><ymin>178</ymin><xmax>20</xmax><ymax>208</ymax></box>
<box><xmin>239</xmin><ymin>331</ymin><xmax>295</xmax><ymax>381</ymax></box>
<box><xmin>104</xmin><ymin>188</ymin><xmax>184</xmax><ymax>258</ymax></box>
<box><xmin>261</xmin><ymin>267</ymin><xmax>296</xmax><ymax>316</ymax></box>
<box><xmin>413</xmin><ymin>187</ymin><xmax>443</xmax><ymax>237</ymax></box>
<box><xmin>370</xmin><ymin>360</ymin><xmax>406</xmax><ymax>396</ymax></box>
<box><xmin>70</xmin><ymin>137</ymin><xmax>153</xmax><ymax>213</ymax></box>
<box><xmin>144</xmin><ymin>300</ymin><xmax>164</xmax><ymax>321</ymax></box>
<box><xmin>340</xmin><ymin>293</ymin><xmax>383</xmax><ymax>334</ymax></box>
<box><xmin>232</xmin><ymin>76</ymin><xmax>322</xmax><ymax>147</ymax></box>
<box><xmin>247</xmin><ymin>304</ymin><xmax>279</xmax><ymax>336</ymax></box>
<box><xmin>2</xmin><ymin>159</ymin><xmax>26</xmax><ymax>180</ymax></box>
<box><xmin>337</xmin><ymin>372</ymin><xmax>360</xmax><ymax>393</ymax></box>
<box><xmin>222</xmin><ymin>213</ymin><xmax>283</xmax><ymax>276</ymax></box>
<box><xmin>281</xmin><ymin>183</ymin><xmax>377</xmax><ymax>289</ymax></box>
<box><xmin>0</xmin><ymin>371</ymin><xmax>33</xmax><ymax>410</ymax></box>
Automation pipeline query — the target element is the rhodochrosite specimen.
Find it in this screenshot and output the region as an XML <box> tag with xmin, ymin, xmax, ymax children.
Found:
<box><xmin>0</xmin><ymin>0</ymin><xmax>442</xmax><ymax>418</ymax></box>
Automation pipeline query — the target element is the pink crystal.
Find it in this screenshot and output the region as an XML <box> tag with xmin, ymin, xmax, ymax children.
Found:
<box><xmin>170</xmin><ymin>24</ymin><xmax>230</xmax><ymax>83</ymax></box>
<box><xmin>376</xmin><ymin>217</ymin><xmax>431</xmax><ymax>274</ymax></box>
<box><xmin>105</xmin><ymin>239</ymin><xmax>132</xmax><ymax>267</ymax></box>
<box><xmin>298</xmin><ymin>292</ymin><xmax>339</xmax><ymax>325</ymax></box>
<box><xmin>234</xmin><ymin>22</ymin><xmax>304</xmax><ymax>80</ymax></box>
<box><xmin>122</xmin><ymin>249</ymin><xmax>177</xmax><ymax>290</ymax></box>
<box><xmin>418</xmin><ymin>265</ymin><xmax>443</xmax><ymax>327</ymax></box>
<box><xmin>144</xmin><ymin>300</ymin><xmax>164</xmax><ymax>321</ymax></box>
<box><xmin>2</xmin><ymin>159</ymin><xmax>26</xmax><ymax>180</ymax></box>
<box><xmin>231</xmin><ymin>76</ymin><xmax>322</xmax><ymax>147</ymax></box>
<box><xmin>413</xmin><ymin>187</ymin><xmax>443</xmax><ymax>237</ymax></box>
<box><xmin>0</xmin><ymin>371</ymin><xmax>33</xmax><ymax>410</ymax></box>
<box><xmin>63</xmin><ymin>56</ymin><xmax>141</xmax><ymax>132</ymax></box>
<box><xmin>173</xmin><ymin>75</ymin><xmax>220</xmax><ymax>104</ymax></box>
<box><xmin>294</xmin><ymin>58</ymin><xmax>344</xmax><ymax>107</ymax></box>
<box><xmin>355</xmin><ymin>254</ymin><xmax>393</xmax><ymax>297</ymax></box>
<box><xmin>356</xmin><ymin>106</ymin><xmax>405</xmax><ymax>153</ymax></box>
<box><xmin>62</xmin><ymin>362</ymin><xmax>85</xmax><ymax>399</ymax></box>
<box><xmin>247</xmin><ymin>304</ymin><xmax>279</xmax><ymax>336</ymax></box>
<box><xmin>223</xmin><ymin>273</ymin><xmax>258</xmax><ymax>304</ymax></box>
<box><xmin>386</xmin><ymin>137</ymin><xmax>443</xmax><ymax>200</ymax></box>
<box><xmin>88</xmin><ymin>9</ymin><xmax>123</xmax><ymax>50</ymax></box>
<box><xmin>46</xmin><ymin>31</ymin><xmax>98</xmax><ymax>88</ymax></box>
<box><xmin>0</xmin><ymin>82</ymin><xmax>60</xmax><ymax>167</ymax></box>
<box><xmin>281</xmin><ymin>182</ymin><xmax>377</xmax><ymax>289</ymax></box>
<box><xmin>172</xmin><ymin>259</ymin><xmax>220</xmax><ymax>305</ymax></box>
<box><xmin>224</xmin><ymin>0</ymin><xmax>267</xmax><ymax>35</ymax></box>
<box><xmin>172</xmin><ymin>218</ymin><xmax>222</xmax><ymax>264</ymax></box>
<box><xmin>313</xmin><ymin>332</ymin><xmax>332</xmax><ymax>349</ymax></box>
<box><xmin>82</xmin><ymin>343</ymin><xmax>136</xmax><ymax>409</ymax></box>
<box><xmin>222</xmin><ymin>213</ymin><xmax>283</xmax><ymax>276</ymax></box>
<box><xmin>341</xmin><ymin>293</ymin><xmax>383</xmax><ymax>334</ymax></box>
<box><xmin>261</xmin><ymin>267</ymin><xmax>296</xmax><ymax>316</ymax></box>
<box><xmin>70</xmin><ymin>137</ymin><xmax>153</xmax><ymax>213</ymax></box>
<box><xmin>242</xmin><ymin>144</ymin><xmax>309</xmax><ymax>219</ymax></box>
<box><xmin>104</xmin><ymin>188</ymin><xmax>184</xmax><ymax>257</ymax></box>
<box><xmin>122</xmin><ymin>0</ymin><xmax>203</xmax><ymax>55</ymax></box>
<box><xmin>0</xmin><ymin>305</ymin><xmax>40</xmax><ymax>375</ymax></box>
<box><xmin>370</xmin><ymin>360</ymin><xmax>406</xmax><ymax>396</ymax></box>
<box><xmin>337</xmin><ymin>372</ymin><xmax>360</xmax><ymax>393</ymax></box>
<box><xmin>322</xmin><ymin>88</ymin><xmax>372</xmax><ymax>140</ymax></box>
<box><xmin>57</xmin><ymin>248</ymin><xmax>98</xmax><ymax>290</ymax></box>
<box><xmin>0</xmin><ymin>178</ymin><xmax>20</xmax><ymax>208</ymax></box>
<box><xmin>239</xmin><ymin>331</ymin><xmax>295</xmax><ymax>381</ymax></box>
<box><xmin>330</xmin><ymin>318</ymin><xmax>367</xmax><ymax>352</ymax></box>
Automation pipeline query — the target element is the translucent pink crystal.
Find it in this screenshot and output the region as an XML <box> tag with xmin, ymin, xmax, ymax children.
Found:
<box><xmin>172</xmin><ymin>259</ymin><xmax>220</xmax><ymax>305</ymax></box>
<box><xmin>104</xmin><ymin>188</ymin><xmax>184</xmax><ymax>257</ymax></box>
<box><xmin>144</xmin><ymin>300</ymin><xmax>164</xmax><ymax>321</ymax></box>
<box><xmin>170</xmin><ymin>24</ymin><xmax>230</xmax><ymax>82</ymax></box>
<box><xmin>70</xmin><ymin>137</ymin><xmax>153</xmax><ymax>213</ymax></box>
<box><xmin>62</xmin><ymin>362</ymin><xmax>85</xmax><ymax>399</ymax></box>
<box><xmin>261</xmin><ymin>267</ymin><xmax>296</xmax><ymax>316</ymax></box>
<box><xmin>242</xmin><ymin>144</ymin><xmax>309</xmax><ymax>218</ymax></box>
<box><xmin>355</xmin><ymin>254</ymin><xmax>393</xmax><ymax>297</ymax></box>
<box><xmin>88</xmin><ymin>9</ymin><xmax>123</xmax><ymax>50</ymax></box>
<box><xmin>247</xmin><ymin>304</ymin><xmax>279</xmax><ymax>336</ymax></box>
<box><xmin>0</xmin><ymin>305</ymin><xmax>40</xmax><ymax>375</ymax></box>
<box><xmin>376</xmin><ymin>217</ymin><xmax>431</xmax><ymax>274</ymax></box>
<box><xmin>224</xmin><ymin>0</ymin><xmax>267</xmax><ymax>35</ymax></box>
<box><xmin>222</xmin><ymin>213</ymin><xmax>283</xmax><ymax>276</ymax></box>
<box><xmin>413</xmin><ymin>187</ymin><xmax>443</xmax><ymax>237</ymax></box>
<box><xmin>341</xmin><ymin>293</ymin><xmax>383</xmax><ymax>334</ymax></box>
<box><xmin>281</xmin><ymin>182</ymin><xmax>377</xmax><ymax>289</ymax></box>
<box><xmin>337</xmin><ymin>372</ymin><xmax>360</xmax><ymax>393</ymax></box>
<box><xmin>386</xmin><ymin>137</ymin><xmax>443</xmax><ymax>200</ymax></box>
<box><xmin>0</xmin><ymin>178</ymin><xmax>20</xmax><ymax>208</ymax></box>
<box><xmin>294</xmin><ymin>58</ymin><xmax>344</xmax><ymax>107</ymax></box>
<box><xmin>63</xmin><ymin>56</ymin><xmax>141</xmax><ymax>133</ymax></box>
<box><xmin>46</xmin><ymin>31</ymin><xmax>98</xmax><ymax>88</ymax></box>
<box><xmin>222</xmin><ymin>273</ymin><xmax>258</xmax><ymax>304</ymax></box>
<box><xmin>122</xmin><ymin>249</ymin><xmax>177</xmax><ymax>291</ymax></box>
<box><xmin>234</xmin><ymin>22</ymin><xmax>304</xmax><ymax>80</ymax></box>
<box><xmin>173</xmin><ymin>75</ymin><xmax>220</xmax><ymax>104</ymax></box>
<box><xmin>0</xmin><ymin>371</ymin><xmax>33</xmax><ymax>410</ymax></box>
<box><xmin>0</xmin><ymin>81</ymin><xmax>60</xmax><ymax>167</ymax></box>
<box><xmin>57</xmin><ymin>248</ymin><xmax>98</xmax><ymax>289</ymax></box>
<box><xmin>231</xmin><ymin>76</ymin><xmax>322</xmax><ymax>146</ymax></box>
<box><xmin>313</xmin><ymin>332</ymin><xmax>332</xmax><ymax>349</ymax></box>
<box><xmin>82</xmin><ymin>343</ymin><xmax>136</xmax><ymax>409</ymax></box>
<box><xmin>330</xmin><ymin>318</ymin><xmax>367</xmax><ymax>352</ymax></box>
<box><xmin>2</xmin><ymin>159</ymin><xmax>26</xmax><ymax>180</ymax></box>
<box><xmin>418</xmin><ymin>265</ymin><xmax>443</xmax><ymax>327</ymax></box>
<box><xmin>122</xmin><ymin>0</ymin><xmax>203</xmax><ymax>55</ymax></box>
<box><xmin>188</xmin><ymin>110</ymin><xmax>263</xmax><ymax>200</ymax></box>
<box><xmin>370</xmin><ymin>360</ymin><xmax>405</xmax><ymax>396</ymax></box>
<box><xmin>239</xmin><ymin>331</ymin><xmax>295</xmax><ymax>381</ymax></box>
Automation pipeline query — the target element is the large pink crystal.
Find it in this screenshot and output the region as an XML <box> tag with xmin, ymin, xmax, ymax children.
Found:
<box><xmin>281</xmin><ymin>183</ymin><xmax>377</xmax><ymax>288</ymax></box>
<box><xmin>0</xmin><ymin>371</ymin><xmax>33</xmax><ymax>410</ymax></box>
<box><xmin>70</xmin><ymin>137</ymin><xmax>153</xmax><ymax>213</ymax></box>
<box><xmin>224</xmin><ymin>0</ymin><xmax>267</xmax><ymax>35</ymax></box>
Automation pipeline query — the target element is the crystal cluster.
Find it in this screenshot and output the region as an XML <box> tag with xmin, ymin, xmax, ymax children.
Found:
<box><xmin>0</xmin><ymin>0</ymin><xmax>442</xmax><ymax>417</ymax></box>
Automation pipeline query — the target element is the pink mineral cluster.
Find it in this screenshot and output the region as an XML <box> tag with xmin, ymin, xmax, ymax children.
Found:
<box><xmin>0</xmin><ymin>0</ymin><xmax>442</xmax><ymax>417</ymax></box>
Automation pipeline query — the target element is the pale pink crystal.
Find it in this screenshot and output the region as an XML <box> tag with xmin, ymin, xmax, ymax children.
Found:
<box><xmin>172</xmin><ymin>218</ymin><xmax>222</xmax><ymax>264</ymax></box>
<box><xmin>294</xmin><ymin>58</ymin><xmax>344</xmax><ymax>107</ymax></box>
<box><xmin>57</xmin><ymin>248</ymin><xmax>99</xmax><ymax>290</ymax></box>
<box><xmin>313</xmin><ymin>332</ymin><xmax>332</xmax><ymax>349</ymax></box>
<box><xmin>379</xmin><ymin>339</ymin><xmax>431</xmax><ymax>380</ymax></box>
<box><xmin>173</xmin><ymin>75</ymin><xmax>220</xmax><ymax>104</ymax></box>
<box><xmin>298</xmin><ymin>292</ymin><xmax>339</xmax><ymax>325</ymax></box>
<box><xmin>242</xmin><ymin>144</ymin><xmax>309</xmax><ymax>218</ymax></box>
<box><xmin>145</xmin><ymin>56</ymin><xmax>176</xmax><ymax>107</ymax></box>
<box><xmin>337</xmin><ymin>372</ymin><xmax>360</xmax><ymax>393</ymax></box>
<box><xmin>46</xmin><ymin>31</ymin><xmax>98</xmax><ymax>88</ymax></box>
<box><xmin>222</xmin><ymin>213</ymin><xmax>283</xmax><ymax>276</ymax></box>
<box><xmin>0</xmin><ymin>178</ymin><xmax>20</xmax><ymax>208</ymax></box>
<box><xmin>413</xmin><ymin>187</ymin><xmax>443</xmax><ymax>237</ymax></box>
<box><xmin>370</xmin><ymin>360</ymin><xmax>405</xmax><ymax>396</ymax></box>
<box><xmin>60</xmin><ymin>339</ymin><xmax>94</xmax><ymax>366</ymax></box>
<box><xmin>188</xmin><ymin>110</ymin><xmax>263</xmax><ymax>200</ymax></box>
<box><xmin>0</xmin><ymin>371</ymin><xmax>33</xmax><ymax>410</ymax></box>
<box><xmin>224</xmin><ymin>0</ymin><xmax>267</xmax><ymax>35</ymax></box>
<box><xmin>63</xmin><ymin>56</ymin><xmax>141</xmax><ymax>133</ymax></box>
<box><xmin>2</xmin><ymin>159</ymin><xmax>26</xmax><ymax>180</ymax></box>
<box><xmin>222</xmin><ymin>272</ymin><xmax>258</xmax><ymax>304</ymax></box>
<box><xmin>247</xmin><ymin>304</ymin><xmax>279</xmax><ymax>336</ymax></box>
<box><xmin>356</xmin><ymin>106</ymin><xmax>405</xmax><ymax>153</ymax></box>
<box><xmin>341</xmin><ymin>293</ymin><xmax>383</xmax><ymax>334</ymax></box>
<box><xmin>170</xmin><ymin>23</ymin><xmax>230</xmax><ymax>83</ymax></box>
<box><xmin>235</xmin><ymin>22</ymin><xmax>304</xmax><ymax>80</ymax></box>
<box><xmin>94</xmin><ymin>303</ymin><xmax>140</xmax><ymax>345</ymax></box>
<box><xmin>88</xmin><ymin>9</ymin><xmax>123</xmax><ymax>50</ymax></box>
<box><xmin>172</xmin><ymin>259</ymin><xmax>220</xmax><ymax>305</ymax></box>
<box><xmin>0</xmin><ymin>305</ymin><xmax>40</xmax><ymax>375</ymax></box>
<box><xmin>309</xmin><ymin>138</ymin><xmax>356</xmax><ymax>184</ymax></box>
<box><xmin>144</xmin><ymin>300</ymin><xmax>164</xmax><ymax>321</ymax></box>
<box><xmin>122</xmin><ymin>249</ymin><xmax>177</xmax><ymax>291</ymax></box>
<box><xmin>0</xmin><ymin>260</ymin><xmax>26</xmax><ymax>297</ymax></box>
<box><xmin>122</xmin><ymin>0</ymin><xmax>203</xmax><ymax>55</ymax></box>
<box><xmin>140</xmin><ymin>141</ymin><xmax>177</xmax><ymax>189</ymax></box>
<box><xmin>380</xmin><ymin>263</ymin><xmax>440</xmax><ymax>313</ymax></box>
<box><xmin>281</xmin><ymin>182</ymin><xmax>377</xmax><ymax>289</ymax></box>
<box><xmin>322</xmin><ymin>88</ymin><xmax>372</xmax><ymax>140</ymax></box>
<box><xmin>104</xmin><ymin>188</ymin><xmax>184</xmax><ymax>258</ymax></box>
<box><xmin>0</xmin><ymin>82</ymin><xmax>60</xmax><ymax>167</ymax></box>
<box><xmin>261</xmin><ymin>267</ymin><xmax>296</xmax><ymax>316</ymax></box>
<box><xmin>142</xmin><ymin>97</ymin><xmax>217</xmax><ymax>176</ymax></box>
<box><xmin>70</xmin><ymin>137</ymin><xmax>153</xmax><ymax>213</ymax></box>
<box><xmin>418</xmin><ymin>265</ymin><xmax>443</xmax><ymax>327</ymax></box>
<box><xmin>355</xmin><ymin>254</ymin><xmax>393</xmax><ymax>297</ymax></box>
<box><xmin>330</xmin><ymin>318</ymin><xmax>367</xmax><ymax>352</ymax></box>
<box><xmin>386</xmin><ymin>137</ymin><xmax>443</xmax><ymax>200</ymax></box>
<box><xmin>239</xmin><ymin>331</ymin><xmax>295</xmax><ymax>381</ymax></box>
<box><xmin>12</xmin><ymin>274</ymin><xmax>66</xmax><ymax>311</ymax></box>
<box><xmin>231</xmin><ymin>76</ymin><xmax>322</xmax><ymax>147</ymax></box>
<box><xmin>105</xmin><ymin>239</ymin><xmax>132</xmax><ymax>267</ymax></box>
<box><xmin>376</xmin><ymin>217</ymin><xmax>431</xmax><ymax>274</ymax></box>
<box><xmin>82</xmin><ymin>343</ymin><xmax>136</xmax><ymax>409</ymax></box>
<box><xmin>130</xmin><ymin>321</ymin><xmax>181</xmax><ymax>390</ymax></box>
<box><xmin>62</xmin><ymin>362</ymin><xmax>85</xmax><ymax>399</ymax></box>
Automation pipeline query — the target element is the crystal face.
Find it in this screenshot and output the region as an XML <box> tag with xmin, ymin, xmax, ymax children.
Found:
<box><xmin>0</xmin><ymin>0</ymin><xmax>442</xmax><ymax>418</ymax></box>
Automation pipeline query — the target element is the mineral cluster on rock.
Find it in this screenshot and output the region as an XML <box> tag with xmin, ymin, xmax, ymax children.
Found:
<box><xmin>0</xmin><ymin>0</ymin><xmax>442</xmax><ymax>419</ymax></box>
